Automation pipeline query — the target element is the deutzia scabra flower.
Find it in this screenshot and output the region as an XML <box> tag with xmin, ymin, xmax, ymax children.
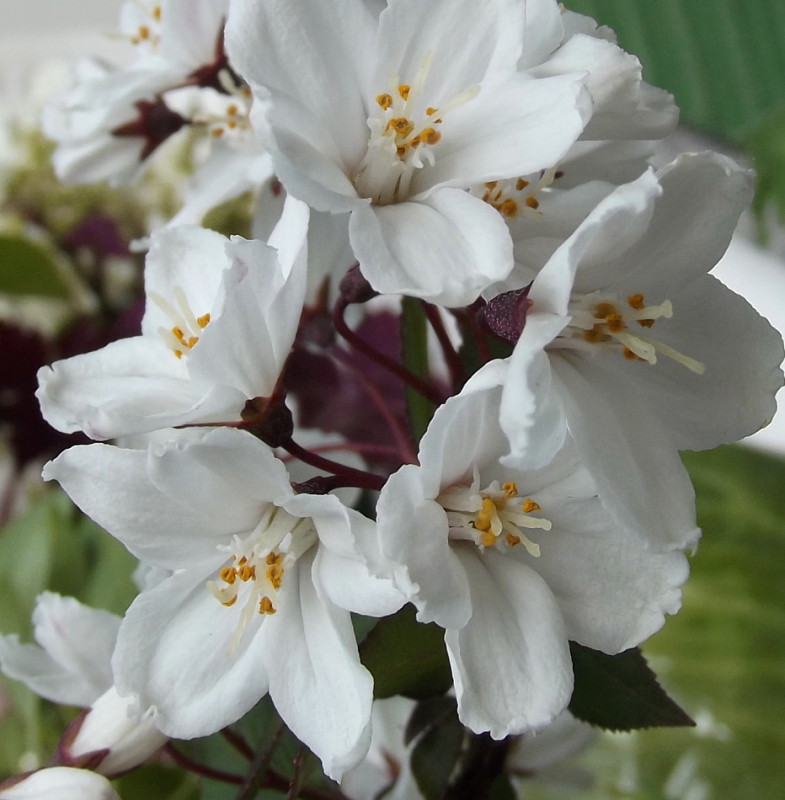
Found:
<box><xmin>377</xmin><ymin>387</ymin><xmax>687</xmax><ymax>738</ymax></box>
<box><xmin>0</xmin><ymin>593</ymin><xmax>166</xmax><ymax>778</ymax></box>
<box><xmin>37</xmin><ymin>197</ymin><xmax>308</xmax><ymax>440</ymax></box>
<box><xmin>44</xmin><ymin>427</ymin><xmax>403</xmax><ymax>780</ymax></box>
<box><xmin>478</xmin><ymin>152</ymin><xmax>784</xmax><ymax>547</ymax></box>
<box><xmin>226</xmin><ymin>0</ymin><xmax>591</xmax><ymax>306</ymax></box>
<box><xmin>0</xmin><ymin>767</ymin><xmax>120</xmax><ymax>800</ymax></box>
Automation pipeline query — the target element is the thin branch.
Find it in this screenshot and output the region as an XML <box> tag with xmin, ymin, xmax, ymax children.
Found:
<box><xmin>221</xmin><ymin>727</ymin><xmax>255</xmax><ymax>760</ymax></box>
<box><xmin>165</xmin><ymin>744</ymin><xmax>244</xmax><ymax>785</ymax></box>
<box><xmin>422</xmin><ymin>301</ymin><xmax>466</xmax><ymax>391</ymax></box>
<box><xmin>283</xmin><ymin>437</ymin><xmax>386</xmax><ymax>491</ymax></box>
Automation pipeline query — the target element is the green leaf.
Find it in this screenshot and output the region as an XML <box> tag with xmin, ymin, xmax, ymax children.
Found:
<box><xmin>400</xmin><ymin>297</ymin><xmax>436</xmax><ymax>442</ymax></box>
<box><xmin>360</xmin><ymin>605</ymin><xmax>452</xmax><ymax>699</ymax></box>
<box><xmin>0</xmin><ymin>236</ymin><xmax>68</xmax><ymax>298</ymax></box>
<box><xmin>410</xmin><ymin>706</ymin><xmax>464</xmax><ymax>800</ymax></box>
<box><xmin>405</xmin><ymin>696</ymin><xmax>458</xmax><ymax>746</ymax></box>
<box><xmin>568</xmin><ymin>643</ymin><xmax>694</xmax><ymax>731</ymax></box>
<box><xmin>565</xmin><ymin>0</ymin><xmax>785</xmax><ymax>140</ymax></box>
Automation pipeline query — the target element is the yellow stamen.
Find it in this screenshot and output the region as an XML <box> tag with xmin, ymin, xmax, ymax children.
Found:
<box><xmin>481</xmin><ymin>531</ymin><xmax>498</xmax><ymax>547</ymax></box>
<box><xmin>398</xmin><ymin>84</ymin><xmax>410</xmax><ymax>100</ymax></box>
<box><xmin>222</xmin><ymin>595</ymin><xmax>238</xmax><ymax>607</ymax></box>
<box><xmin>525</xmin><ymin>195</ymin><xmax>540</xmax><ymax>210</ymax></box>
<box><xmin>259</xmin><ymin>596</ymin><xmax>276</xmax><ymax>615</ymax></box>
<box><xmin>506</xmin><ymin>533</ymin><xmax>521</xmax><ymax>547</ymax></box>
<box><xmin>627</xmin><ymin>293</ymin><xmax>645</xmax><ymax>310</ymax></box>
<box><xmin>498</xmin><ymin>199</ymin><xmax>518</xmax><ymax>218</ymax></box>
<box><xmin>516</xmin><ymin>178</ymin><xmax>529</xmax><ymax>191</ymax></box>
<box><xmin>220</xmin><ymin>567</ymin><xmax>237</xmax><ymax>584</ymax></box>
<box><xmin>197</xmin><ymin>313</ymin><xmax>211</xmax><ymax>329</ymax></box>
<box><xmin>523</xmin><ymin>499</ymin><xmax>541</xmax><ymax>513</ymax></box>
<box><xmin>503</xmin><ymin>482</ymin><xmax>518</xmax><ymax>498</ymax></box>
<box><xmin>377</xmin><ymin>93</ymin><xmax>393</xmax><ymax>110</ymax></box>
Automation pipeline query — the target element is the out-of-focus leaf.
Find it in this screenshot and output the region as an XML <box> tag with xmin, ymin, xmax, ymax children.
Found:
<box><xmin>565</xmin><ymin>0</ymin><xmax>785</xmax><ymax>140</ymax></box>
<box><xmin>0</xmin><ymin>236</ymin><xmax>68</xmax><ymax>298</ymax></box>
<box><xmin>748</xmin><ymin>107</ymin><xmax>785</xmax><ymax>227</ymax></box>
<box><xmin>360</xmin><ymin>605</ymin><xmax>452</xmax><ymax>699</ymax></box>
<box><xmin>405</xmin><ymin>696</ymin><xmax>457</xmax><ymax>746</ymax></box>
<box><xmin>116</xmin><ymin>765</ymin><xmax>200</xmax><ymax>800</ymax></box>
<box><xmin>568</xmin><ymin>644</ymin><xmax>694</xmax><ymax>731</ymax></box>
<box><xmin>410</xmin><ymin>706</ymin><xmax>463</xmax><ymax>800</ymax></box>
<box><xmin>401</xmin><ymin>297</ymin><xmax>436</xmax><ymax>442</ymax></box>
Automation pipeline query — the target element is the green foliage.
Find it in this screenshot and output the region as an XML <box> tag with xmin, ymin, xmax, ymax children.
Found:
<box><xmin>568</xmin><ymin>644</ymin><xmax>693</xmax><ymax>731</ymax></box>
<box><xmin>747</xmin><ymin>107</ymin><xmax>785</xmax><ymax>228</ymax></box>
<box><xmin>401</xmin><ymin>297</ymin><xmax>437</xmax><ymax>442</ymax></box>
<box><xmin>0</xmin><ymin>236</ymin><xmax>68</xmax><ymax>299</ymax></box>
<box><xmin>566</xmin><ymin>0</ymin><xmax>785</xmax><ymax>140</ymax></box>
<box><xmin>360</xmin><ymin>604</ymin><xmax>452</xmax><ymax>699</ymax></box>
<box><xmin>410</xmin><ymin>704</ymin><xmax>464</xmax><ymax>800</ymax></box>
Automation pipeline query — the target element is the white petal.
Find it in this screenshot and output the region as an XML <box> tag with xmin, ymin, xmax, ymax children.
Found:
<box><xmin>551</xmin><ymin>355</ymin><xmax>701</xmax><ymax>549</ymax></box>
<box><xmin>0</xmin><ymin>767</ymin><xmax>120</xmax><ymax>800</ymax></box>
<box><xmin>43</xmin><ymin>441</ymin><xmax>260</xmax><ymax>568</ymax></box>
<box><xmin>266</xmin><ymin>554</ymin><xmax>373</xmax><ymax>780</ymax></box>
<box><xmin>350</xmin><ymin>188</ymin><xmax>513</xmax><ymax>306</ymax></box>
<box><xmin>446</xmin><ymin>547</ymin><xmax>572</xmax><ymax>737</ymax></box>
<box><xmin>113</xmin><ymin>567</ymin><xmax>271</xmax><ymax>738</ymax></box>
<box><xmin>0</xmin><ymin>593</ymin><xmax>118</xmax><ymax>707</ymax></box>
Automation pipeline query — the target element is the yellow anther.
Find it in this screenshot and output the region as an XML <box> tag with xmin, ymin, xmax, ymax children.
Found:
<box><xmin>173</xmin><ymin>350</ymin><xmax>183</xmax><ymax>359</ymax></box>
<box><xmin>627</xmin><ymin>293</ymin><xmax>645</xmax><ymax>310</ymax></box>
<box><xmin>222</xmin><ymin>595</ymin><xmax>238</xmax><ymax>607</ymax></box>
<box><xmin>498</xmin><ymin>199</ymin><xmax>518</xmax><ymax>218</ymax></box>
<box><xmin>426</xmin><ymin>106</ymin><xmax>438</xmax><ymax>116</ymax></box>
<box><xmin>481</xmin><ymin>531</ymin><xmax>498</xmax><ymax>547</ymax></box>
<box><xmin>398</xmin><ymin>85</ymin><xmax>410</xmax><ymax>100</ymax></box>
<box><xmin>212</xmin><ymin>128</ymin><xmax>225</xmax><ymax>137</ymax></box>
<box><xmin>623</xmin><ymin>347</ymin><xmax>644</xmax><ymax>361</ymax></box>
<box><xmin>153</xmin><ymin>6</ymin><xmax>161</xmax><ymax>21</ymax></box>
<box><xmin>582</xmin><ymin>324</ymin><xmax>605</xmax><ymax>343</ymax></box>
<box><xmin>421</xmin><ymin>128</ymin><xmax>441</xmax><ymax>145</ymax></box>
<box><xmin>637</xmin><ymin>318</ymin><xmax>655</xmax><ymax>328</ymax></box>
<box><xmin>503</xmin><ymin>482</ymin><xmax>518</xmax><ymax>498</ymax></box>
<box><xmin>220</xmin><ymin>567</ymin><xmax>237</xmax><ymax>585</ymax></box>
<box><xmin>259</xmin><ymin>596</ymin><xmax>276</xmax><ymax>615</ymax></box>
<box><xmin>266</xmin><ymin>564</ymin><xmax>284</xmax><ymax>589</ymax></box>
<box><xmin>605</xmin><ymin>314</ymin><xmax>626</xmax><ymax>334</ymax></box>
<box><xmin>506</xmin><ymin>533</ymin><xmax>521</xmax><ymax>547</ymax></box>
<box><xmin>388</xmin><ymin>117</ymin><xmax>414</xmax><ymax>137</ymax></box>
<box><xmin>228</xmin><ymin>120</ymin><xmax>237</xmax><ymax>129</ymax></box>
<box><xmin>396</xmin><ymin>144</ymin><xmax>408</xmax><ymax>157</ymax></box>
<box><xmin>525</xmin><ymin>195</ymin><xmax>540</xmax><ymax>210</ymax></box>
<box><xmin>594</xmin><ymin>302</ymin><xmax>618</xmax><ymax>319</ymax></box>
<box><xmin>227</xmin><ymin>104</ymin><xmax>238</xmax><ymax>116</ymax></box>
<box><xmin>516</xmin><ymin>178</ymin><xmax>529</xmax><ymax>191</ymax></box>
<box><xmin>485</xmin><ymin>181</ymin><xmax>498</xmax><ymax>189</ymax></box>
<box><xmin>265</xmin><ymin>552</ymin><xmax>280</xmax><ymax>565</ymax></box>
<box><xmin>377</xmin><ymin>93</ymin><xmax>393</xmax><ymax>110</ymax></box>
<box><xmin>475</xmin><ymin>497</ymin><xmax>497</xmax><ymax>532</ymax></box>
<box><xmin>138</xmin><ymin>25</ymin><xmax>150</xmax><ymax>40</ymax></box>
<box><xmin>523</xmin><ymin>499</ymin><xmax>541</xmax><ymax>513</ymax></box>
<box><xmin>239</xmin><ymin>565</ymin><xmax>256</xmax><ymax>582</ymax></box>
<box><xmin>197</xmin><ymin>313</ymin><xmax>211</xmax><ymax>329</ymax></box>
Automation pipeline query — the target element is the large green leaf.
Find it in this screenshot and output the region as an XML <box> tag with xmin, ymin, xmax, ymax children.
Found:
<box><xmin>565</xmin><ymin>0</ymin><xmax>785</xmax><ymax>140</ymax></box>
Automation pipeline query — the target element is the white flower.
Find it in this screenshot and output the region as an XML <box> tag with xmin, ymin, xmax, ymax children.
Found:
<box><xmin>43</xmin><ymin>428</ymin><xmax>403</xmax><ymax>780</ymax></box>
<box><xmin>37</xmin><ymin>196</ymin><xmax>309</xmax><ymax>440</ymax></box>
<box><xmin>0</xmin><ymin>768</ymin><xmax>120</xmax><ymax>800</ymax></box>
<box><xmin>482</xmin><ymin>152</ymin><xmax>784</xmax><ymax>546</ymax></box>
<box><xmin>0</xmin><ymin>594</ymin><xmax>166</xmax><ymax>778</ymax></box>
<box><xmin>377</xmin><ymin>387</ymin><xmax>687</xmax><ymax>738</ymax></box>
<box><xmin>0</xmin><ymin>593</ymin><xmax>119</xmax><ymax>707</ymax></box>
<box><xmin>226</xmin><ymin>0</ymin><xmax>590</xmax><ymax>306</ymax></box>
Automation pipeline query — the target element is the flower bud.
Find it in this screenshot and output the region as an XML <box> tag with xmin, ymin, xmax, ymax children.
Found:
<box><xmin>0</xmin><ymin>767</ymin><xmax>120</xmax><ymax>799</ymax></box>
<box><xmin>53</xmin><ymin>687</ymin><xmax>167</xmax><ymax>778</ymax></box>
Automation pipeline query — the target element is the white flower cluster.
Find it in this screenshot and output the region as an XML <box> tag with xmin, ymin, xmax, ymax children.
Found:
<box><xmin>2</xmin><ymin>0</ymin><xmax>783</xmax><ymax>792</ymax></box>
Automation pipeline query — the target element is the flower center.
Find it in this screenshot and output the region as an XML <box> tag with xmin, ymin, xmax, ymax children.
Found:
<box><xmin>353</xmin><ymin>53</ymin><xmax>479</xmax><ymax>205</ymax></box>
<box><xmin>559</xmin><ymin>291</ymin><xmax>705</xmax><ymax>373</ymax></box>
<box><xmin>149</xmin><ymin>287</ymin><xmax>211</xmax><ymax>360</ymax></box>
<box><xmin>478</xmin><ymin>167</ymin><xmax>562</xmax><ymax>219</ymax></box>
<box><xmin>438</xmin><ymin>476</ymin><xmax>551</xmax><ymax>557</ymax></box>
<box><xmin>207</xmin><ymin>506</ymin><xmax>317</xmax><ymax>653</ymax></box>
<box><xmin>122</xmin><ymin>1</ymin><xmax>162</xmax><ymax>50</ymax></box>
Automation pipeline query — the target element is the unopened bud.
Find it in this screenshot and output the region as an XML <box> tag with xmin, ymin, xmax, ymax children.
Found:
<box><xmin>53</xmin><ymin>688</ymin><xmax>167</xmax><ymax>778</ymax></box>
<box><xmin>0</xmin><ymin>767</ymin><xmax>121</xmax><ymax>799</ymax></box>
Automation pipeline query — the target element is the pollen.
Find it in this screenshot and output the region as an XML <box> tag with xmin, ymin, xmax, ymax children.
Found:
<box><xmin>627</xmin><ymin>293</ymin><xmax>645</xmax><ymax>310</ymax></box>
<box><xmin>426</xmin><ymin>106</ymin><xmax>437</xmax><ymax>116</ymax></box>
<box><xmin>498</xmin><ymin>199</ymin><xmax>518</xmax><ymax>218</ymax></box>
<box><xmin>259</xmin><ymin>596</ymin><xmax>276</xmax><ymax>615</ymax></box>
<box><xmin>220</xmin><ymin>567</ymin><xmax>237</xmax><ymax>584</ymax></box>
<box><xmin>605</xmin><ymin>314</ymin><xmax>626</xmax><ymax>333</ymax></box>
<box><xmin>594</xmin><ymin>302</ymin><xmax>617</xmax><ymax>319</ymax></box>
<box><xmin>503</xmin><ymin>482</ymin><xmax>518</xmax><ymax>498</ymax></box>
<box><xmin>506</xmin><ymin>534</ymin><xmax>521</xmax><ymax>547</ymax></box>
<box><xmin>398</xmin><ymin>84</ymin><xmax>410</xmax><ymax>100</ymax></box>
<box><xmin>516</xmin><ymin>178</ymin><xmax>529</xmax><ymax>191</ymax></box>
<box><xmin>523</xmin><ymin>499</ymin><xmax>541</xmax><ymax>513</ymax></box>
<box><xmin>525</xmin><ymin>196</ymin><xmax>540</xmax><ymax>210</ymax></box>
<box><xmin>481</xmin><ymin>531</ymin><xmax>498</xmax><ymax>547</ymax></box>
<box><xmin>376</xmin><ymin>93</ymin><xmax>393</xmax><ymax>110</ymax></box>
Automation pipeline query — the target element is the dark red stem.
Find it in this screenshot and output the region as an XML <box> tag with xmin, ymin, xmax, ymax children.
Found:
<box><xmin>165</xmin><ymin>744</ymin><xmax>244</xmax><ymax>785</ymax></box>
